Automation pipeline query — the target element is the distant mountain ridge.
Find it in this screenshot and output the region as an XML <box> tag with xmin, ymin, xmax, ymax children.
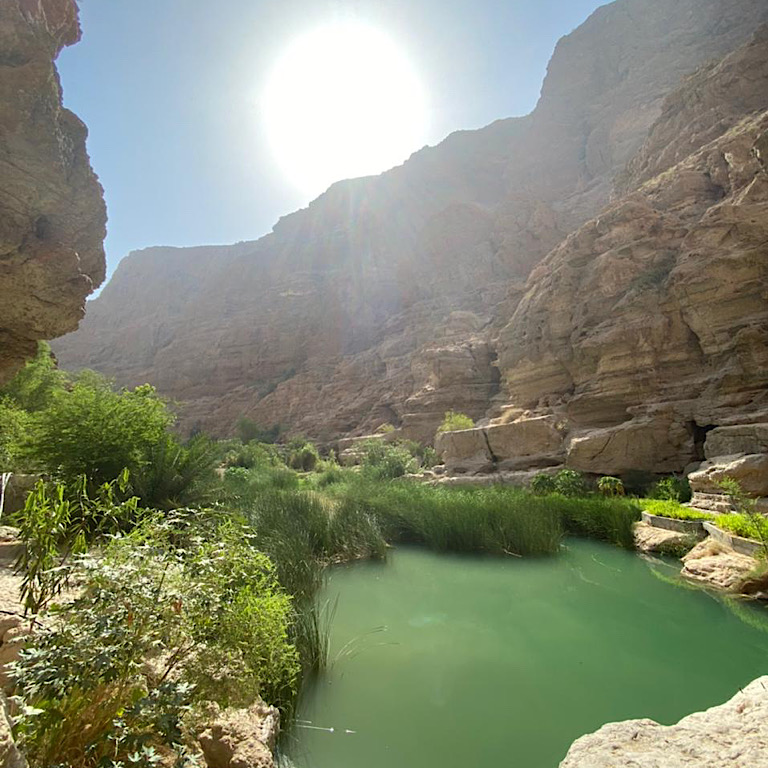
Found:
<box><xmin>54</xmin><ymin>0</ymin><xmax>768</xmax><ymax>478</ymax></box>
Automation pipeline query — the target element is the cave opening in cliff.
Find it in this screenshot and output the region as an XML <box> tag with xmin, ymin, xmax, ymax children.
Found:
<box><xmin>688</xmin><ymin>421</ymin><xmax>716</xmax><ymax>462</ymax></box>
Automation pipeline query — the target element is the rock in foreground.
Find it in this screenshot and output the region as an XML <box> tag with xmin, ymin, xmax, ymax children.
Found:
<box><xmin>559</xmin><ymin>676</ymin><xmax>768</xmax><ymax>767</ymax></box>
<box><xmin>0</xmin><ymin>0</ymin><xmax>106</xmax><ymax>384</ymax></box>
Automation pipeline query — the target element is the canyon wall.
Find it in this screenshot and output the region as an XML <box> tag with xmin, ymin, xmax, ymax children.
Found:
<box><xmin>53</xmin><ymin>0</ymin><xmax>768</xmax><ymax>473</ymax></box>
<box><xmin>0</xmin><ymin>0</ymin><xmax>106</xmax><ymax>384</ymax></box>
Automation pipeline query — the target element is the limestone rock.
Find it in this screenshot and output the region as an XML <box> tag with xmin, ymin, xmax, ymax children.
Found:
<box><xmin>689</xmin><ymin>454</ymin><xmax>768</xmax><ymax>499</ymax></box>
<box><xmin>633</xmin><ymin>522</ymin><xmax>697</xmax><ymax>556</ymax></box>
<box><xmin>198</xmin><ymin>700</ymin><xmax>279</xmax><ymax>768</ymax></box>
<box><xmin>51</xmin><ymin>0</ymin><xmax>768</xmax><ymax>443</ymax></box>
<box><xmin>0</xmin><ymin>0</ymin><xmax>106</xmax><ymax>384</ymax></box>
<box><xmin>680</xmin><ymin>538</ymin><xmax>759</xmax><ymax>591</ymax></box>
<box><xmin>559</xmin><ymin>676</ymin><xmax>768</xmax><ymax>767</ymax></box>
<box><xmin>566</xmin><ymin>415</ymin><xmax>693</xmax><ymax>475</ymax></box>
<box><xmin>705</xmin><ymin>424</ymin><xmax>768</xmax><ymax>459</ymax></box>
<box><xmin>434</xmin><ymin>428</ymin><xmax>493</xmax><ymax>475</ymax></box>
<box><xmin>485</xmin><ymin>416</ymin><xmax>564</xmax><ymax>470</ymax></box>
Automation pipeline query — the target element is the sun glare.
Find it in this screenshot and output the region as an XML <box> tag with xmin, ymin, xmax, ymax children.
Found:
<box><xmin>263</xmin><ymin>22</ymin><xmax>428</xmax><ymax>197</ymax></box>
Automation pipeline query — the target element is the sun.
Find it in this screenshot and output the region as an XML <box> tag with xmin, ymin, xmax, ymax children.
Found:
<box><xmin>263</xmin><ymin>22</ymin><xmax>428</xmax><ymax>197</ymax></box>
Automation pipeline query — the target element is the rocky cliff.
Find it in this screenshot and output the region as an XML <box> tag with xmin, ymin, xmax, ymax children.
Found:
<box><xmin>0</xmin><ymin>0</ymin><xmax>106</xmax><ymax>384</ymax></box>
<box><xmin>53</xmin><ymin>0</ymin><xmax>768</xmax><ymax>462</ymax></box>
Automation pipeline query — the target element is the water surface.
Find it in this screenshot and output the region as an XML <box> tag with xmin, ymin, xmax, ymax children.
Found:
<box><xmin>288</xmin><ymin>540</ymin><xmax>768</xmax><ymax>768</ymax></box>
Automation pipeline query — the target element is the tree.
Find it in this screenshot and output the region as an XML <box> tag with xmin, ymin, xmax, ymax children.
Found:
<box><xmin>23</xmin><ymin>373</ymin><xmax>174</xmax><ymax>485</ymax></box>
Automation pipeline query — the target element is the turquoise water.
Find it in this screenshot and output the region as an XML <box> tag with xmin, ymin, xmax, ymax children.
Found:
<box><xmin>287</xmin><ymin>541</ymin><xmax>768</xmax><ymax>768</ymax></box>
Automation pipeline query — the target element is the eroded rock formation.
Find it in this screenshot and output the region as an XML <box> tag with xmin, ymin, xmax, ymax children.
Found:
<box><xmin>0</xmin><ymin>0</ymin><xmax>106</xmax><ymax>384</ymax></box>
<box><xmin>559</xmin><ymin>676</ymin><xmax>768</xmax><ymax>767</ymax></box>
<box><xmin>53</xmin><ymin>0</ymin><xmax>768</xmax><ymax>457</ymax></box>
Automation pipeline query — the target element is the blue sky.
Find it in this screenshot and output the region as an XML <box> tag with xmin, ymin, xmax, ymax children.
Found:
<box><xmin>58</xmin><ymin>0</ymin><xmax>609</xmax><ymax>282</ymax></box>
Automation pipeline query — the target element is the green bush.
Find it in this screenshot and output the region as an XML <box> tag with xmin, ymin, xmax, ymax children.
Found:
<box><xmin>532</xmin><ymin>469</ymin><xmax>589</xmax><ymax>497</ymax></box>
<box><xmin>650</xmin><ymin>476</ymin><xmax>692</xmax><ymax>503</ymax></box>
<box><xmin>11</xmin><ymin>519</ymin><xmax>299</xmax><ymax>766</ymax></box>
<box><xmin>236</xmin><ymin>417</ymin><xmax>280</xmax><ymax>444</ymax></box>
<box><xmin>287</xmin><ymin>439</ymin><xmax>320</xmax><ymax>472</ymax></box>
<box><xmin>358</xmin><ymin>440</ymin><xmax>418</xmax><ymax>480</ymax></box>
<box><xmin>223</xmin><ymin>440</ymin><xmax>282</xmax><ymax>470</ymax></box>
<box><xmin>0</xmin><ymin>342</ymin><xmax>63</xmax><ymax>413</ymax></box>
<box><xmin>530</xmin><ymin>473</ymin><xmax>557</xmax><ymax>495</ymax></box>
<box><xmin>437</xmin><ymin>410</ymin><xmax>475</xmax><ymax>432</ymax></box>
<box><xmin>12</xmin><ymin>472</ymin><xmax>145</xmax><ymax>614</ymax></box>
<box><xmin>597</xmin><ymin>476</ymin><xmax>624</xmax><ymax>496</ymax></box>
<box><xmin>0</xmin><ymin>398</ymin><xmax>29</xmax><ymax>471</ymax></box>
<box><xmin>21</xmin><ymin>373</ymin><xmax>173</xmax><ymax>485</ymax></box>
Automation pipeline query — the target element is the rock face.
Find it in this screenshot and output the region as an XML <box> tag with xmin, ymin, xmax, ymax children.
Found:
<box><xmin>53</xmin><ymin>0</ymin><xmax>768</xmax><ymax>452</ymax></box>
<box><xmin>0</xmin><ymin>0</ymin><xmax>106</xmax><ymax>385</ymax></box>
<box><xmin>559</xmin><ymin>676</ymin><xmax>768</xmax><ymax>767</ymax></box>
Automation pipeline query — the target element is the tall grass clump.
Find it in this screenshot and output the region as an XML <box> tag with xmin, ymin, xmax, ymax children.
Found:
<box><xmin>557</xmin><ymin>494</ymin><xmax>641</xmax><ymax>548</ymax></box>
<box><xmin>330</xmin><ymin>482</ymin><xmax>563</xmax><ymax>556</ymax></box>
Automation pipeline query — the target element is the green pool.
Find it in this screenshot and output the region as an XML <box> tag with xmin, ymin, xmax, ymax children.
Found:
<box><xmin>286</xmin><ymin>540</ymin><xmax>768</xmax><ymax>768</ymax></box>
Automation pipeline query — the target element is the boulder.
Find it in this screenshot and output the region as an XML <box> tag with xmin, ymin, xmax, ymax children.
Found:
<box><xmin>688</xmin><ymin>454</ymin><xmax>768</xmax><ymax>499</ymax></box>
<box><xmin>559</xmin><ymin>676</ymin><xmax>768</xmax><ymax>767</ymax></box>
<box><xmin>705</xmin><ymin>424</ymin><xmax>768</xmax><ymax>459</ymax></box>
<box><xmin>485</xmin><ymin>417</ymin><xmax>564</xmax><ymax>470</ymax></box>
<box><xmin>198</xmin><ymin>700</ymin><xmax>279</xmax><ymax>768</ymax></box>
<box><xmin>680</xmin><ymin>538</ymin><xmax>759</xmax><ymax>591</ymax></box>
<box><xmin>434</xmin><ymin>428</ymin><xmax>493</xmax><ymax>475</ymax></box>
<box><xmin>633</xmin><ymin>522</ymin><xmax>697</xmax><ymax>556</ymax></box>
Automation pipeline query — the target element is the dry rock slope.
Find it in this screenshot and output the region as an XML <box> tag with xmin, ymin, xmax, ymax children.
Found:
<box><xmin>53</xmin><ymin>0</ymin><xmax>768</xmax><ymax>456</ymax></box>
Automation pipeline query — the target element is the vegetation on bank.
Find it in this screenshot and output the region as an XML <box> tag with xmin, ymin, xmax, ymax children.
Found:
<box><xmin>0</xmin><ymin>344</ymin><xmax>752</xmax><ymax>766</ymax></box>
<box><xmin>640</xmin><ymin>499</ymin><xmax>714</xmax><ymax>521</ymax></box>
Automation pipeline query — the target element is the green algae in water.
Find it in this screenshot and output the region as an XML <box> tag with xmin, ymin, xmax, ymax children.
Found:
<box><xmin>286</xmin><ymin>540</ymin><xmax>768</xmax><ymax>768</ymax></box>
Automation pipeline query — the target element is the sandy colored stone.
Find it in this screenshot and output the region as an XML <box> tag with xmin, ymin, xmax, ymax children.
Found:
<box><xmin>198</xmin><ymin>700</ymin><xmax>279</xmax><ymax>768</ymax></box>
<box><xmin>566</xmin><ymin>414</ymin><xmax>693</xmax><ymax>474</ymax></box>
<box><xmin>680</xmin><ymin>538</ymin><xmax>759</xmax><ymax>591</ymax></box>
<box><xmin>485</xmin><ymin>417</ymin><xmax>564</xmax><ymax>469</ymax></box>
<box><xmin>632</xmin><ymin>522</ymin><xmax>697</xmax><ymax>556</ymax></box>
<box><xmin>689</xmin><ymin>454</ymin><xmax>768</xmax><ymax>499</ymax></box>
<box><xmin>559</xmin><ymin>676</ymin><xmax>768</xmax><ymax>767</ymax></box>
<box><xmin>705</xmin><ymin>424</ymin><xmax>768</xmax><ymax>459</ymax></box>
<box><xmin>434</xmin><ymin>428</ymin><xmax>493</xmax><ymax>475</ymax></box>
<box><xmin>0</xmin><ymin>0</ymin><xmax>106</xmax><ymax>384</ymax></box>
<box><xmin>52</xmin><ymin>1</ymin><xmax>768</xmax><ymax>445</ymax></box>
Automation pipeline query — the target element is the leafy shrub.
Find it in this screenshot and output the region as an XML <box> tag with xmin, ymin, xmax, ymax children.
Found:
<box><xmin>358</xmin><ymin>440</ymin><xmax>418</xmax><ymax>480</ymax></box>
<box><xmin>223</xmin><ymin>440</ymin><xmax>282</xmax><ymax>470</ymax></box>
<box><xmin>236</xmin><ymin>417</ymin><xmax>280</xmax><ymax>444</ymax></box>
<box><xmin>650</xmin><ymin>475</ymin><xmax>692</xmax><ymax>503</ymax></box>
<box><xmin>554</xmin><ymin>469</ymin><xmax>590</xmax><ymax>497</ymax></box>
<box><xmin>530</xmin><ymin>473</ymin><xmax>557</xmax><ymax>495</ymax></box>
<box><xmin>0</xmin><ymin>398</ymin><xmax>29</xmax><ymax>471</ymax></box>
<box><xmin>437</xmin><ymin>410</ymin><xmax>475</xmax><ymax>433</ymax></box>
<box><xmin>597</xmin><ymin>476</ymin><xmax>624</xmax><ymax>496</ymax></box>
<box><xmin>13</xmin><ymin>471</ymin><xmax>145</xmax><ymax>614</ymax></box>
<box><xmin>21</xmin><ymin>374</ymin><xmax>173</xmax><ymax>485</ymax></box>
<box><xmin>11</xmin><ymin>520</ymin><xmax>299</xmax><ymax>766</ymax></box>
<box><xmin>287</xmin><ymin>439</ymin><xmax>320</xmax><ymax>472</ymax></box>
<box><xmin>0</xmin><ymin>342</ymin><xmax>63</xmax><ymax>413</ymax></box>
